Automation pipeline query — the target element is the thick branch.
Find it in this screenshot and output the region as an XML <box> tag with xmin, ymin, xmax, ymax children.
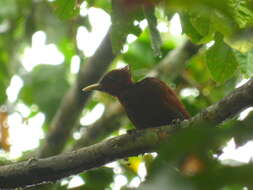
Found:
<box><xmin>147</xmin><ymin>40</ymin><xmax>201</xmax><ymax>80</ymax></box>
<box><xmin>38</xmin><ymin>28</ymin><xmax>116</xmax><ymax>158</ymax></box>
<box><xmin>192</xmin><ymin>79</ymin><xmax>253</xmax><ymax>125</ymax></box>
<box><xmin>0</xmin><ymin>128</ymin><xmax>160</xmax><ymax>189</ymax></box>
<box><xmin>1</xmin><ymin>78</ymin><xmax>253</xmax><ymax>189</ymax></box>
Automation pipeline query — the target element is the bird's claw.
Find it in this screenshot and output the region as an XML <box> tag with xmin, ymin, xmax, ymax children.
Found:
<box><xmin>171</xmin><ymin>118</ymin><xmax>182</xmax><ymax>127</ymax></box>
<box><xmin>127</xmin><ymin>129</ymin><xmax>136</xmax><ymax>134</ymax></box>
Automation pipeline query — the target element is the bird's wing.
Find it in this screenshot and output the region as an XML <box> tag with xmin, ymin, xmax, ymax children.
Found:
<box><xmin>141</xmin><ymin>78</ymin><xmax>190</xmax><ymax>119</ymax></box>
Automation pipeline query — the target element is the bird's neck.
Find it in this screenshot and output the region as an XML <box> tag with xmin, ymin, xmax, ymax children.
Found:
<box><xmin>113</xmin><ymin>82</ymin><xmax>134</xmax><ymax>98</ymax></box>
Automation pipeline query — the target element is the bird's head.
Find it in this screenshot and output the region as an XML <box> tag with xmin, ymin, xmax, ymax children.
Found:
<box><xmin>82</xmin><ymin>66</ymin><xmax>133</xmax><ymax>96</ymax></box>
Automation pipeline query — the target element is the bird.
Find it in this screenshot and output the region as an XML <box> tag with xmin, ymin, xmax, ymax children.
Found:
<box><xmin>82</xmin><ymin>66</ymin><xmax>190</xmax><ymax>129</ymax></box>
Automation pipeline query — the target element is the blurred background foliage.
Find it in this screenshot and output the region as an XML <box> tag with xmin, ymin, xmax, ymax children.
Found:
<box><xmin>0</xmin><ymin>0</ymin><xmax>253</xmax><ymax>189</ymax></box>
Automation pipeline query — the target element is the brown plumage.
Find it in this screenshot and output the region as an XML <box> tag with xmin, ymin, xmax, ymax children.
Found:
<box><xmin>83</xmin><ymin>66</ymin><xmax>190</xmax><ymax>129</ymax></box>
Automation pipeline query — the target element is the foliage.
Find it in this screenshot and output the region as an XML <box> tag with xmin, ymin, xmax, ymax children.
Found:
<box><xmin>206</xmin><ymin>34</ymin><xmax>238</xmax><ymax>82</ymax></box>
<box><xmin>20</xmin><ymin>64</ymin><xmax>69</xmax><ymax>121</ymax></box>
<box><xmin>0</xmin><ymin>0</ymin><xmax>253</xmax><ymax>189</ymax></box>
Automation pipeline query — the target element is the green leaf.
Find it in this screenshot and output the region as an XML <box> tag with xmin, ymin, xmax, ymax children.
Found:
<box><xmin>86</xmin><ymin>0</ymin><xmax>111</xmax><ymax>13</ymax></box>
<box><xmin>144</xmin><ymin>5</ymin><xmax>162</xmax><ymax>56</ymax></box>
<box><xmin>190</xmin><ymin>12</ymin><xmax>213</xmax><ymax>38</ymax></box>
<box><xmin>180</xmin><ymin>5</ymin><xmax>237</xmax><ymax>43</ymax></box>
<box><xmin>121</xmin><ymin>33</ymin><xmax>156</xmax><ymax>80</ymax></box>
<box><xmin>225</xmin><ymin>30</ymin><xmax>253</xmax><ymax>53</ymax></box>
<box><xmin>0</xmin><ymin>51</ymin><xmax>10</xmax><ymax>105</ymax></box>
<box><xmin>52</xmin><ymin>0</ymin><xmax>79</xmax><ymax>20</ymax></box>
<box><xmin>180</xmin><ymin>12</ymin><xmax>214</xmax><ymax>44</ymax></box>
<box><xmin>206</xmin><ymin>34</ymin><xmax>238</xmax><ymax>82</ymax></box>
<box><xmin>111</xmin><ymin>0</ymin><xmax>143</xmax><ymax>53</ymax></box>
<box><xmin>234</xmin><ymin>49</ymin><xmax>253</xmax><ymax>77</ymax></box>
<box><xmin>58</xmin><ymin>39</ymin><xmax>76</xmax><ymax>66</ymax></box>
<box><xmin>230</xmin><ymin>0</ymin><xmax>253</xmax><ymax>28</ymax></box>
<box><xmin>167</xmin><ymin>0</ymin><xmax>229</xmax><ymax>11</ymax></box>
<box><xmin>80</xmin><ymin>167</ymin><xmax>114</xmax><ymax>190</ymax></box>
<box><xmin>210</xmin><ymin>10</ymin><xmax>236</xmax><ymax>37</ymax></box>
<box><xmin>180</xmin><ymin>13</ymin><xmax>204</xmax><ymax>43</ymax></box>
<box><xmin>20</xmin><ymin>64</ymin><xmax>69</xmax><ymax>121</ymax></box>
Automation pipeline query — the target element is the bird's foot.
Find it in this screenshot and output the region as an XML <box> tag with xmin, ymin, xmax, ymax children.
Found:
<box><xmin>171</xmin><ymin>118</ymin><xmax>182</xmax><ymax>127</ymax></box>
<box><xmin>127</xmin><ymin>129</ymin><xmax>137</xmax><ymax>134</ymax></box>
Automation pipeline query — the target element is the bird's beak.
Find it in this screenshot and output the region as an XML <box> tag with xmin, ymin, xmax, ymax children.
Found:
<box><xmin>82</xmin><ymin>83</ymin><xmax>102</xmax><ymax>92</ymax></box>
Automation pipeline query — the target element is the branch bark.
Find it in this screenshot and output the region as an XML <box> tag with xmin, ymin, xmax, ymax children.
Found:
<box><xmin>38</xmin><ymin>28</ymin><xmax>116</xmax><ymax>158</ymax></box>
<box><xmin>147</xmin><ymin>40</ymin><xmax>201</xmax><ymax>81</ymax></box>
<box><xmin>1</xmin><ymin>77</ymin><xmax>253</xmax><ymax>189</ymax></box>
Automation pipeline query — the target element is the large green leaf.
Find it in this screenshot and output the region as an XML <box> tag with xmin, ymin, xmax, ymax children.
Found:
<box><xmin>20</xmin><ymin>64</ymin><xmax>69</xmax><ymax>121</ymax></box>
<box><xmin>206</xmin><ymin>34</ymin><xmax>238</xmax><ymax>82</ymax></box>
<box><xmin>121</xmin><ymin>32</ymin><xmax>159</xmax><ymax>80</ymax></box>
<box><xmin>211</xmin><ymin>10</ymin><xmax>236</xmax><ymax>37</ymax></box>
<box><xmin>181</xmin><ymin>12</ymin><xmax>215</xmax><ymax>44</ymax></box>
<box><xmin>180</xmin><ymin>9</ymin><xmax>235</xmax><ymax>44</ymax></box>
<box><xmin>52</xmin><ymin>0</ymin><xmax>79</xmax><ymax>20</ymax></box>
<box><xmin>180</xmin><ymin>13</ymin><xmax>204</xmax><ymax>43</ymax></box>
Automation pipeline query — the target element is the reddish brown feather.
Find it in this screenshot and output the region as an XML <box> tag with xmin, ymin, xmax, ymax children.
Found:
<box><xmin>151</xmin><ymin>78</ymin><xmax>190</xmax><ymax>119</ymax></box>
<box><xmin>84</xmin><ymin>67</ymin><xmax>190</xmax><ymax>129</ymax></box>
<box><xmin>117</xmin><ymin>77</ymin><xmax>190</xmax><ymax>129</ymax></box>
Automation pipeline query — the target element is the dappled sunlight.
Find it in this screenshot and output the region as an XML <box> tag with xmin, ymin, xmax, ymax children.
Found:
<box><xmin>238</xmin><ymin>107</ymin><xmax>253</xmax><ymax>120</ymax></box>
<box><xmin>236</xmin><ymin>78</ymin><xmax>250</xmax><ymax>88</ymax></box>
<box><xmin>127</xmin><ymin>34</ymin><xmax>138</xmax><ymax>44</ymax></box>
<box><xmin>6</xmin><ymin>75</ymin><xmax>23</xmax><ymax>103</ymax></box>
<box><xmin>180</xmin><ymin>88</ymin><xmax>200</xmax><ymax>98</ymax></box>
<box><xmin>77</xmin><ymin>8</ymin><xmax>111</xmax><ymax>56</ymax></box>
<box><xmin>157</xmin><ymin>22</ymin><xmax>169</xmax><ymax>33</ymax></box>
<box><xmin>116</xmin><ymin>61</ymin><xmax>128</xmax><ymax>69</ymax></box>
<box><xmin>70</xmin><ymin>55</ymin><xmax>81</xmax><ymax>74</ymax></box>
<box><xmin>67</xmin><ymin>175</ymin><xmax>85</xmax><ymax>189</ymax></box>
<box><xmin>129</xmin><ymin>177</ymin><xmax>141</xmax><ymax>188</ymax></box>
<box><xmin>112</xmin><ymin>175</ymin><xmax>128</xmax><ymax>190</ymax></box>
<box><xmin>206</xmin><ymin>41</ymin><xmax>215</xmax><ymax>48</ymax></box>
<box><xmin>139</xmin><ymin>19</ymin><xmax>148</xmax><ymax>30</ymax></box>
<box><xmin>138</xmin><ymin>162</ymin><xmax>147</xmax><ymax>181</ymax></box>
<box><xmin>219</xmin><ymin>138</ymin><xmax>253</xmax><ymax>164</ymax></box>
<box><xmin>7</xmin><ymin>111</ymin><xmax>45</xmax><ymax>158</ymax></box>
<box><xmin>80</xmin><ymin>103</ymin><xmax>105</xmax><ymax>126</ymax></box>
<box><xmin>169</xmin><ymin>13</ymin><xmax>182</xmax><ymax>36</ymax></box>
<box><xmin>21</xmin><ymin>31</ymin><xmax>64</xmax><ymax>72</ymax></box>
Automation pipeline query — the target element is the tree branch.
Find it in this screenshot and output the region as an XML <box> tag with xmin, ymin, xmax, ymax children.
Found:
<box><xmin>192</xmin><ymin>79</ymin><xmax>253</xmax><ymax>125</ymax></box>
<box><xmin>38</xmin><ymin>28</ymin><xmax>116</xmax><ymax>158</ymax></box>
<box><xmin>1</xmin><ymin>77</ymin><xmax>253</xmax><ymax>189</ymax></box>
